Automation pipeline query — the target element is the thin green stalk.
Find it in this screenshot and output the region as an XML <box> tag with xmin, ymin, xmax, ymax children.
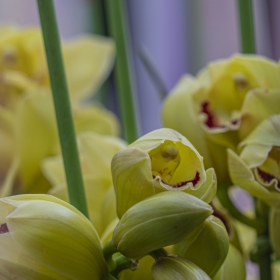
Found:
<box><xmin>105</xmin><ymin>0</ymin><xmax>138</xmax><ymax>143</ymax></box>
<box><xmin>149</xmin><ymin>248</ymin><xmax>169</xmax><ymax>261</ymax></box>
<box><xmin>110</xmin><ymin>255</ymin><xmax>139</xmax><ymax>278</ymax></box>
<box><xmin>37</xmin><ymin>0</ymin><xmax>88</xmax><ymax>217</ymax></box>
<box><xmin>217</xmin><ymin>186</ymin><xmax>266</xmax><ymax>232</ymax></box>
<box><xmin>138</xmin><ymin>45</ymin><xmax>168</xmax><ymax>100</ymax></box>
<box><xmin>237</xmin><ymin>0</ymin><xmax>255</xmax><ymax>53</ymax></box>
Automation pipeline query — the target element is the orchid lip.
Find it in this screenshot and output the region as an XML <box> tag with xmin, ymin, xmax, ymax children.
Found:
<box><xmin>0</xmin><ymin>223</ymin><xmax>9</xmax><ymax>234</ymax></box>
<box><xmin>153</xmin><ymin>171</ymin><xmax>200</xmax><ymax>189</ymax></box>
<box><xmin>256</xmin><ymin>168</ymin><xmax>280</xmax><ymax>190</ymax></box>
<box><xmin>201</xmin><ymin>101</ymin><xmax>239</xmax><ymax>129</ymax></box>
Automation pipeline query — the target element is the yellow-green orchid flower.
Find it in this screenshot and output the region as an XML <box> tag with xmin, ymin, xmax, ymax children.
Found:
<box><xmin>0</xmin><ymin>25</ymin><xmax>115</xmax><ymax>110</ymax></box>
<box><xmin>227</xmin><ymin>115</ymin><xmax>280</xmax><ymax>208</ymax></box>
<box><xmin>42</xmin><ymin>132</ymin><xmax>126</xmax><ymax>236</ymax></box>
<box><xmin>0</xmin><ymin>87</ymin><xmax>121</xmax><ymax>196</ymax></box>
<box><xmin>152</xmin><ymin>255</ymin><xmax>210</xmax><ymax>280</ymax></box>
<box><xmin>112</xmin><ymin>128</ymin><xmax>216</xmax><ymax>218</ymax></box>
<box><xmin>162</xmin><ymin>54</ymin><xmax>280</xmax><ymax>182</ymax></box>
<box><xmin>0</xmin><ymin>194</ymin><xmax>108</xmax><ymax>279</ymax></box>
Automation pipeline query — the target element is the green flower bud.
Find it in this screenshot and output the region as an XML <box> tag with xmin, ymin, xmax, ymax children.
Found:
<box><xmin>0</xmin><ymin>194</ymin><xmax>107</xmax><ymax>279</ymax></box>
<box><xmin>212</xmin><ymin>244</ymin><xmax>246</xmax><ymax>280</ymax></box>
<box><xmin>172</xmin><ymin>215</ymin><xmax>229</xmax><ymax>278</ymax></box>
<box><xmin>113</xmin><ymin>191</ymin><xmax>213</xmax><ymax>258</ymax></box>
<box><xmin>152</xmin><ymin>255</ymin><xmax>210</xmax><ymax>280</ymax></box>
<box><xmin>270</xmin><ymin>207</ymin><xmax>280</xmax><ymax>256</ymax></box>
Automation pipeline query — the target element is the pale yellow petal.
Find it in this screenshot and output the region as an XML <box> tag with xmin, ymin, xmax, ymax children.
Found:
<box><xmin>63</xmin><ymin>35</ymin><xmax>115</xmax><ymax>101</ymax></box>
<box><xmin>73</xmin><ymin>103</ymin><xmax>120</xmax><ymax>136</ymax></box>
<box><xmin>227</xmin><ymin>149</ymin><xmax>280</xmax><ymax>208</ymax></box>
<box><xmin>112</xmin><ymin>147</ymin><xmax>155</xmax><ymax>218</ymax></box>
<box><xmin>162</xmin><ymin>75</ymin><xmax>212</xmax><ymax>168</ymax></box>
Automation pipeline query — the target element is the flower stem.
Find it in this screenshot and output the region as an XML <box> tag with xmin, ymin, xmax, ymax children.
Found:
<box><xmin>237</xmin><ymin>0</ymin><xmax>255</xmax><ymax>53</ymax></box>
<box><xmin>110</xmin><ymin>255</ymin><xmax>139</xmax><ymax>278</ymax></box>
<box><xmin>149</xmin><ymin>248</ymin><xmax>169</xmax><ymax>261</ymax></box>
<box><xmin>217</xmin><ymin>185</ymin><xmax>266</xmax><ymax>232</ymax></box>
<box><xmin>103</xmin><ymin>239</ymin><xmax>118</xmax><ymax>271</ymax></box>
<box><xmin>37</xmin><ymin>0</ymin><xmax>88</xmax><ymax>217</ymax></box>
<box><xmin>105</xmin><ymin>0</ymin><xmax>138</xmax><ymax>143</ymax></box>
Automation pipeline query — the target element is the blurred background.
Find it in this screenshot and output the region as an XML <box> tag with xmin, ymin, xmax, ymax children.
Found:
<box><xmin>0</xmin><ymin>0</ymin><xmax>278</xmax><ymax>137</ymax></box>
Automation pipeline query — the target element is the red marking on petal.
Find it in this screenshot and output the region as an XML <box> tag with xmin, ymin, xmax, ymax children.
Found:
<box><xmin>257</xmin><ymin>168</ymin><xmax>280</xmax><ymax>189</ymax></box>
<box><xmin>201</xmin><ymin>102</ymin><xmax>225</xmax><ymax>129</ymax></box>
<box><xmin>154</xmin><ymin>172</ymin><xmax>200</xmax><ymax>189</ymax></box>
<box><xmin>0</xmin><ymin>223</ymin><xmax>9</xmax><ymax>234</ymax></box>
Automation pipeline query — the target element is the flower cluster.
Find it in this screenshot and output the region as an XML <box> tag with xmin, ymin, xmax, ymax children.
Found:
<box><xmin>0</xmin><ymin>24</ymin><xmax>279</xmax><ymax>280</ymax></box>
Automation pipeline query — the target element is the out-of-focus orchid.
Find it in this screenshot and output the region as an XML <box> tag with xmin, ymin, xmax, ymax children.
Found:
<box><xmin>162</xmin><ymin>54</ymin><xmax>280</xmax><ymax>182</ymax></box>
<box><xmin>42</xmin><ymin>132</ymin><xmax>126</xmax><ymax>236</ymax></box>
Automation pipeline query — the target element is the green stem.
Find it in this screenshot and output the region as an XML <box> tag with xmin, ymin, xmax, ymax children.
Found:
<box><xmin>149</xmin><ymin>248</ymin><xmax>169</xmax><ymax>261</ymax></box>
<box><xmin>36</xmin><ymin>0</ymin><xmax>88</xmax><ymax>217</ymax></box>
<box><xmin>254</xmin><ymin>201</ymin><xmax>272</xmax><ymax>280</ymax></box>
<box><xmin>137</xmin><ymin>45</ymin><xmax>167</xmax><ymax>100</ymax></box>
<box><xmin>105</xmin><ymin>0</ymin><xmax>138</xmax><ymax>143</ymax></box>
<box><xmin>103</xmin><ymin>239</ymin><xmax>118</xmax><ymax>271</ymax></box>
<box><xmin>110</xmin><ymin>255</ymin><xmax>139</xmax><ymax>278</ymax></box>
<box><xmin>237</xmin><ymin>0</ymin><xmax>255</xmax><ymax>53</ymax></box>
<box><xmin>217</xmin><ymin>186</ymin><xmax>266</xmax><ymax>232</ymax></box>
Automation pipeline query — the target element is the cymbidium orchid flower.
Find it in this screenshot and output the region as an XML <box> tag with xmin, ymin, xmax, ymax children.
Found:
<box><xmin>0</xmin><ymin>194</ymin><xmax>108</xmax><ymax>279</ymax></box>
<box><xmin>152</xmin><ymin>255</ymin><xmax>210</xmax><ymax>280</ymax></box>
<box><xmin>42</xmin><ymin>132</ymin><xmax>126</xmax><ymax>236</ymax></box>
<box><xmin>0</xmin><ymin>25</ymin><xmax>115</xmax><ymax>110</ymax></box>
<box><xmin>227</xmin><ymin>115</ymin><xmax>280</xmax><ymax>208</ymax></box>
<box><xmin>162</xmin><ymin>54</ymin><xmax>280</xmax><ymax>182</ymax></box>
<box><xmin>112</xmin><ymin>128</ymin><xmax>216</xmax><ymax>217</ymax></box>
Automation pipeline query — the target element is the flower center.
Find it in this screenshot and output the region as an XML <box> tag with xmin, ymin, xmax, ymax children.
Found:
<box><xmin>150</xmin><ymin>142</ymin><xmax>180</xmax><ymax>183</ymax></box>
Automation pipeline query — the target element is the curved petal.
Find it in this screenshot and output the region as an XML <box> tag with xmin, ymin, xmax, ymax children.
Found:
<box><xmin>63</xmin><ymin>35</ymin><xmax>115</xmax><ymax>101</ymax></box>
<box><xmin>227</xmin><ymin>149</ymin><xmax>280</xmax><ymax>208</ymax></box>
<box><xmin>6</xmin><ymin>199</ymin><xmax>106</xmax><ymax>279</ymax></box>
<box><xmin>162</xmin><ymin>75</ymin><xmax>212</xmax><ymax>168</ymax></box>
<box><xmin>184</xmin><ymin>168</ymin><xmax>217</xmax><ymax>203</ymax></box>
<box><xmin>112</xmin><ymin>147</ymin><xmax>155</xmax><ymax>218</ymax></box>
<box><xmin>240</xmin><ymin>88</ymin><xmax>280</xmax><ymax>140</ymax></box>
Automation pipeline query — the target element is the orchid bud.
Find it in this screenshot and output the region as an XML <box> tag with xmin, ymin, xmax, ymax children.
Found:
<box><xmin>0</xmin><ymin>194</ymin><xmax>107</xmax><ymax>279</ymax></box>
<box><xmin>152</xmin><ymin>255</ymin><xmax>210</xmax><ymax>280</ymax></box>
<box><xmin>172</xmin><ymin>215</ymin><xmax>229</xmax><ymax>277</ymax></box>
<box><xmin>112</xmin><ymin>128</ymin><xmax>208</xmax><ymax>217</ymax></box>
<box><xmin>113</xmin><ymin>191</ymin><xmax>213</xmax><ymax>258</ymax></box>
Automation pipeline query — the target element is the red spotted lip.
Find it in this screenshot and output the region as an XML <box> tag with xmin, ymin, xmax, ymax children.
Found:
<box><xmin>257</xmin><ymin>168</ymin><xmax>280</xmax><ymax>189</ymax></box>
<box><xmin>0</xmin><ymin>223</ymin><xmax>9</xmax><ymax>234</ymax></box>
<box><xmin>201</xmin><ymin>101</ymin><xmax>238</xmax><ymax>129</ymax></box>
<box><xmin>153</xmin><ymin>171</ymin><xmax>200</xmax><ymax>189</ymax></box>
